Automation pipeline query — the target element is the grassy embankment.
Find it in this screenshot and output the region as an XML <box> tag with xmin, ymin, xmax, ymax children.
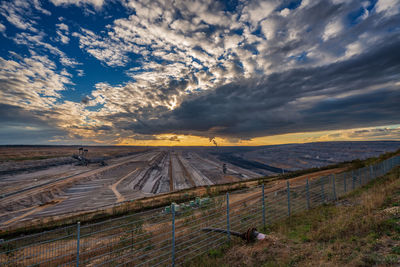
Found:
<box><xmin>186</xmin><ymin>163</ymin><xmax>400</xmax><ymax>266</ymax></box>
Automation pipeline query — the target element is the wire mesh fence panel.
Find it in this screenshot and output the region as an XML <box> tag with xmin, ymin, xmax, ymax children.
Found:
<box><xmin>0</xmin><ymin>155</ymin><xmax>399</xmax><ymax>266</ymax></box>
<box><xmin>265</xmin><ymin>190</ymin><xmax>290</xmax><ymax>224</ymax></box>
<box><xmin>81</xmin><ymin>211</ymin><xmax>171</xmax><ymax>266</ymax></box>
<box><xmin>291</xmin><ymin>181</ymin><xmax>310</xmax><ymax>208</ymax></box>
<box><xmin>175</xmin><ymin>207</ymin><xmax>227</xmax><ymax>259</ymax></box>
<box><xmin>307</xmin><ymin>177</ymin><xmax>325</xmax><ymax>208</ymax></box>
<box><xmin>335</xmin><ymin>172</ymin><xmax>346</xmax><ymax>198</ymax></box>
<box><xmin>0</xmin><ymin>224</ymin><xmax>78</xmax><ymax>266</ymax></box>
<box><xmin>230</xmin><ymin>200</ymin><xmax>263</xmax><ymax>233</ymax></box>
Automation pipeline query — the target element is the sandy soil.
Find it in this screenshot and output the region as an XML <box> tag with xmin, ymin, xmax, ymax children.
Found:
<box><xmin>109</xmin><ymin>168</ymin><xmax>138</xmax><ymax>203</ymax></box>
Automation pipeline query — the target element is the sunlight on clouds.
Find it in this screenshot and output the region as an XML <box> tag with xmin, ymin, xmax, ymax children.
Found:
<box><xmin>0</xmin><ymin>0</ymin><xmax>399</xmax><ymax>145</ymax></box>
<box><xmin>322</xmin><ymin>19</ymin><xmax>343</xmax><ymax>41</ymax></box>
<box><xmin>168</xmin><ymin>96</ymin><xmax>178</xmax><ymax>110</ymax></box>
<box><xmin>116</xmin><ymin>125</ymin><xmax>400</xmax><ymax>146</ymax></box>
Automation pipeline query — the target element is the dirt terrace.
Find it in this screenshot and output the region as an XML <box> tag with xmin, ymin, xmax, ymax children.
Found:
<box><xmin>0</xmin><ymin>148</ymin><xmax>262</xmax><ymax>229</ymax></box>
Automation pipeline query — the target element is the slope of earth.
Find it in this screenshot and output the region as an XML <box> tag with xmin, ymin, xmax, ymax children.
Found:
<box><xmin>187</xmin><ymin>165</ymin><xmax>400</xmax><ymax>267</ymax></box>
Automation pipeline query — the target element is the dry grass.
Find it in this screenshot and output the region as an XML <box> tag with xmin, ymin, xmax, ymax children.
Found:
<box><xmin>186</xmin><ymin>166</ymin><xmax>400</xmax><ymax>267</ymax></box>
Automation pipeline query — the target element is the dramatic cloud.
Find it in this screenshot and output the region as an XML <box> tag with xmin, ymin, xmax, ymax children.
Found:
<box><xmin>0</xmin><ymin>0</ymin><xmax>399</xmax><ymax>144</ymax></box>
<box><xmin>121</xmin><ymin>37</ymin><xmax>400</xmax><ymax>139</ymax></box>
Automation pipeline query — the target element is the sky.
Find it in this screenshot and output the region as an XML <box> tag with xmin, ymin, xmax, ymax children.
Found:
<box><xmin>0</xmin><ymin>0</ymin><xmax>399</xmax><ymax>146</ymax></box>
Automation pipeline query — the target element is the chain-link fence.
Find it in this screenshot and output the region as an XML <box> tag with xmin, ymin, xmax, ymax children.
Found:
<box><xmin>1</xmin><ymin>155</ymin><xmax>399</xmax><ymax>266</ymax></box>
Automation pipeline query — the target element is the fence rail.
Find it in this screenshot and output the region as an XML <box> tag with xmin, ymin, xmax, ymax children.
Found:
<box><xmin>1</xmin><ymin>155</ymin><xmax>399</xmax><ymax>266</ymax></box>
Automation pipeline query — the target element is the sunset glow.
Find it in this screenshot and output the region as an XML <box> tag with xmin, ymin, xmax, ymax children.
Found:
<box><xmin>0</xmin><ymin>0</ymin><xmax>399</xmax><ymax>145</ymax></box>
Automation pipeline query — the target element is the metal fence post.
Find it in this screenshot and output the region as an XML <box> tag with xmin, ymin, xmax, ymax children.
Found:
<box><xmin>321</xmin><ymin>178</ymin><xmax>325</xmax><ymax>203</ymax></box>
<box><xmin>76</xmin><ymin>222</ymin><xmax>80</xmax><ymax>267</ymax></box>
<box><xmin>306</xmin><ymin>178</ymin><xmax>310</xmax><ymax>210</ymax></box>
<box><xmin>344</xmin><ymin>173</ymin><xmax>347</xmax><ymax>193</ymax></box>
<box><xmin>262</xmin><ymin>184</ymin><xmax>266</xmax><ymax>230</ymax></box>
<box><xmin>172</xmin><ymin>204</ymin><xmax>175</xmax><ymax>267</ymax></box>
<box><xmin>378</xmin><ymin>162</ymin><xmax>380</xmax><ymax>176</ymax></box>
<box><xmin>379</xmin><ymin>162</ymin><xmax>381</xmax><ymax>176</ymax></box>
<box><xmin>332</xmin><ymin>175</ymin><xmax>337</xmax><ymax>201</ymax></box>
<box><xmin>287</xmin><ymin>181</ymin><xmax>291</xmax><ymax>217</ymax></box>
<box><xmin>226</xmin><ymin>192</ymin><xmax>230</xmax><ymax>243</ymax></box>
<box><xmin>364</xmin><ymin>169</ymin><xmax>366</xmax><ymax>185</ymax></box>
<box><xmin>131</xmin><ymin>227</ymin><xmax>133</xmax><ymax>252</ymax></box>
<box><xmin>369</xmin><ymin>165</ymin><xmax>373</xmax><ymax>181</ymax></box>
<box><xmin>383</xmin><ymin>161</ymin><xmax>386</xmax><ymax>175</ymax></box>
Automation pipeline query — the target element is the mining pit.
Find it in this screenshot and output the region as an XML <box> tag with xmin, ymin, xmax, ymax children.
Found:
<box><xmin>1</xmin><ymin>141</ymin><xmax>400</xmax><ymax>227</ymax></box>
<box><xmin>0</xmin><ymin>148</ymin><xmax>262</xmax><ymax>227</ymax></box>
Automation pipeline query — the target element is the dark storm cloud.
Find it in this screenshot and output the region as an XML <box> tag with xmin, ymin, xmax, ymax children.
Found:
<box><xmin>0</xmin><ymin>103</ymin><xmax>57</xmax><ymax>126</ymax></box>
<box><xmin>348</xmin><ymin>128</ymin><xmax>400</xmax><ymax>139</ymax></box>
<box><xmin>1</xmin><ymin>0</ymin><xmax>400</xmax><ymax>144</ymax></box>
<box><xmin>124</xmin><ymin>35</ymin><xmax>400</xmax><ymax>139</ymax></box>
<box><xmin>0</xmin><ymin>103</ymin><xmax>66</xmax><ymax>144</ymax></box>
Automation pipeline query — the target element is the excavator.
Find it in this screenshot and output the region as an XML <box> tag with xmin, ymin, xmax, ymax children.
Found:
<box><xmin>72</xmin><ymin>147</ymin><xmax>90</xmax><ymax>166</ymax></box>
<box><xmin>72</xmin><ymin>147</ymin><xmax>107</xmax><ymax>166</ymax></box>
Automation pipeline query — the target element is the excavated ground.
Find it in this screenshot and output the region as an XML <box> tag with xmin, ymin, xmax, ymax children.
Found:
<box><xmin>1</xmin><ymin>142</ymin><xmax>399</xmax><ymax>228</ymax></box>
<box><xmin>0</xmin><ymin>149</ymin><xmax>262</xmax><ymax>227</ymax></box>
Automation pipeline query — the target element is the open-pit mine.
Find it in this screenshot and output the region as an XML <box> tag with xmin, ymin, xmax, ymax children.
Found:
<box><xmin>1</xmin><ymin>141</ymin><xmax>400</xmax><ymax>228</ymax></box>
